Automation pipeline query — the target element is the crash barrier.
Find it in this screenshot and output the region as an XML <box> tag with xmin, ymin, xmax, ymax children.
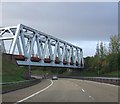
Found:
<box><xmin>58</xmin><ymin>75</ymin><xmax>120</xmax><ymax>85</ymax></box>
<box><xmin>1</xmin><ymin>78</ymin><xmax>41</xmax><ymax>94</ymax></box>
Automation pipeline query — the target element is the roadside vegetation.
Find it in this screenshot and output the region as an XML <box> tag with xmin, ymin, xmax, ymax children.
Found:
<box><xmin>83</xmin><ymin>35</ymin><xmax>120</xmax><ymax>77</ymax></box>
<box><xmin>2</xmin><ymin>55</ymin><xmax>25</xmax><ymax>83</ymax></box>
<box><xmin>31</xmin><ymin>66</ymin><xmax>67</xmax><ymax>75</ymax></box>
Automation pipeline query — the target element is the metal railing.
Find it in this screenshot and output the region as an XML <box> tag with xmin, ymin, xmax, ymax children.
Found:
<box><xmin>58</xmin><ymin>75</ymin><xmax>120</xmax><ymax>85</ymax></box>
<box><xmin>1</xmin><ymin>78</ymin><xmax>41</xmax><ymax>94</ymax></box>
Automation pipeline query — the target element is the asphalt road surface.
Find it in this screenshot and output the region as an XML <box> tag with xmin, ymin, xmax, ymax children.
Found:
<box><xmin>2</xmin><ymin>78</ymin><xmax>119</xmax><ymax>103</ymax></box>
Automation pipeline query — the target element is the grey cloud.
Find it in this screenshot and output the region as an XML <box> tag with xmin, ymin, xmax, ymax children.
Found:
<box><xmin>2</xmin><ymin>2</ymin><xmax>117</xmax><ymax>41</ymax></box>
<box><xmin>2</xmin><ymin>2</ymin><xmax>118</xmax><ymax>56</ymax></box>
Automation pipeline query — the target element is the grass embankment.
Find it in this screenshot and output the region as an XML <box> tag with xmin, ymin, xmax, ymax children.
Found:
<box><xmin>102</xmin><ymin>71</ymin><xmax>120</xmax><ymax>77</ymax></box>
<box><xmin>65</xmin><ymin>69</ymin><xmax>120</xmax><ymax>77</ymax></box>
<box><xmin>31</xmin><ymin>66</ymin><xmax>119</xmax><ymax>78</ymax></box>
<box><xmin>2</xmin><ymin>55</ymin><xmax>25</xmax><ymax>83</ymax></box>
<box><xmin>31</xmin><ymin>69</ymin><xmax>52</xmax><ymax>75</ymax></box>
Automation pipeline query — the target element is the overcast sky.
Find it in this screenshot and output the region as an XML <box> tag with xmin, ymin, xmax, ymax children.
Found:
<box><xmin>1</xmin><ymin>2</ymin><xmax>118</xmax><ymax>57</ymax></box>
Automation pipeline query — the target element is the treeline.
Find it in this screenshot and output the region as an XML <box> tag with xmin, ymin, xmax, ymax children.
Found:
<box><xmin>84</xmin><ymin>35</ymin><xmax>120</xmax><ymax>75</ymax></box>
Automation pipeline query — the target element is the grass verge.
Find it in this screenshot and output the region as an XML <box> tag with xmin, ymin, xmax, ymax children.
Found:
<box><xmin>2</xmin><ymin>54</ymin><xmax>25</xmax><ymax>83</ymax></box>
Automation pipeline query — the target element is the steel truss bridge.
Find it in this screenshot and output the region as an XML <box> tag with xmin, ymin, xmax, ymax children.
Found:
<box><xmin>0</xmin><ymin>24</ymin><xmax>84</xmax><ymax>68</ymax></box>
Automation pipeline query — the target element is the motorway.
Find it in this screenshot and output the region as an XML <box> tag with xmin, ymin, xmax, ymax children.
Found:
<box><xmin>2</xmin><ymin>78</ymin><xmax>119</xmax><ymax>103</ymax></box>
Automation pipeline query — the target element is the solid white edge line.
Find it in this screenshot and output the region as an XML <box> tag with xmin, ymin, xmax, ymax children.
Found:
<box><xmin>84</xmin><ymin>80</ymin><xmax>118</xmax><ymax>87</ymax></box>
<box><xmin>14</xmin><ymin>80</ymin><xmax>53</xmax><ymax>104</ymax></box>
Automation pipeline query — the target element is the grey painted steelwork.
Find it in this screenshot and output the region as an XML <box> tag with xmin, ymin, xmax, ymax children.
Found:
<box><xmin>0</xmin><ymin>24</ymin><xmax>84</xmax><ymax>68</ymax></box>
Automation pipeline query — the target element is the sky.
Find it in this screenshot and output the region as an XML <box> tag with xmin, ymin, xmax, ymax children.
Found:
<box><xmin>1</xmin><ymin>0</ymin><xmax>119</xmax><ymax>2</ymax></box>
<box><xmin>1</xmin><ymin>2</ymin><xmax>118</xmax><ymax>57</ymax></box>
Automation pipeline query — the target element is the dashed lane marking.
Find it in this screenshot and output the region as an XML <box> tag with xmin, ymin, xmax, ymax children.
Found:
<box><xmin>82</xmin><ymin>89</ymin><xmax>85</xmax><ymax>92</ymax></box>
<box><xmin>89</xmin><ymin>95</ymin><xmax>95</xmax><ymax>100</ymax></box>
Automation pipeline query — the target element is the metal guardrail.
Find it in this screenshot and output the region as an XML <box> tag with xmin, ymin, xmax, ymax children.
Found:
<box><xmin>80</xmin><ymin>77</ymin><xmax>120</xmax><ymax>85</ymax></box>
<box><xmin>0</xmin><ymin>79</ymin><xmax>36</xmax><ymax>85</ymax></box>
<box><xmin>58</xmin><ymin>75</ymin><xmax>120</xmax><ymax>86</ymax></box>
<box><xmin>1</xmin><ymin>78</ymin><xmax>41</xmax><ymax>94</ymax></box>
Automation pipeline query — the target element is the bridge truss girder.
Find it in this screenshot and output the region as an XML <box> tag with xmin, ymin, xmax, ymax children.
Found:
<box><xmin>0</xmin><ymin>24</ymin><xmax>84</xmax><ymax>68</ymax></box>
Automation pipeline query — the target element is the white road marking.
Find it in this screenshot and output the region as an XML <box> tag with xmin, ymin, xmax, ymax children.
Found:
<box><xmin>14</xmin><ymin>80</ymin><xmax>53</xmax><ymax>104</ymax></box>
<box><xmin>82</xmin><ymin>89</ymin><xmax>85</xmax><ymax>92</ymax></box>
<box><xmin>89</xmin><ymin>96</ymin><xmax>95</xmax><ymax>100</ymax></box>
<box><xmin>84</xmin><ymin>80</ymin><xmax>118</xmax><ymax>87</ymax></box>
<box><xmin>102</xmin><ymin>83</ymin><xmax>118</xmax><ymax>87</ymax></box>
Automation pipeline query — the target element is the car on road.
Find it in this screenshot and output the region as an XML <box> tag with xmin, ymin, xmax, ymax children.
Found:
<box><xmin>52</xmin><ymin>75</ymin><xmax>58</xmax><ymax>80</ymax></box>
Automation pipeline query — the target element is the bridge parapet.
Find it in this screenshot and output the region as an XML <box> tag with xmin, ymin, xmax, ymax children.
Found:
<box><xmin>0</xmin><ymin>24</ymin><xmax>84</xmax><ymax>68</ymax></box>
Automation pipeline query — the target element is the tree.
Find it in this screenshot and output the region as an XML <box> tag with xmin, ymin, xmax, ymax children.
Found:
<box><xmin>94</xmin><ymin>41</ymin><xmax>108</xmax><ymax>74</ymax></box>
<box><xmin>83</xmin><ymin>35</ymin><xmax>119</xmax><ymax>77</ymax></box>
<box><xmin>109</xmin><ymin>35</ymin><xmax>119</xmax><ymax>54</ymax></box>
<box><xmin>95</xmin><ymin>42</ymin><xmax>100</xmax><ymax>57</ymax></box>
<box><xmin>108</xmin><ymin>35</ymin><xmax>119</xmax><ymax>71</ymax></box>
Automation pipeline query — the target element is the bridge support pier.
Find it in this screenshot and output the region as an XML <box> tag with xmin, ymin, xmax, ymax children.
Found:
<box><xmin>24</xmin><ymin>66</ymin><xmax>31</xmax><ymax>80</ymax></box>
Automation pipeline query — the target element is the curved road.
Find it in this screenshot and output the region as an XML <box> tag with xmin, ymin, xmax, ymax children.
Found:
<box><xmin>3</xmin><ymin>78</ymin><xmax>118</xmax><ymax>103</ymax></box>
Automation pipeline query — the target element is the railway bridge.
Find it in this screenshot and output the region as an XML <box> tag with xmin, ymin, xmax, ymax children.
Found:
<box><xmin>0</xmin><ymin>24</ymin><xmax>84</xmax><ymax>68</ymax></box>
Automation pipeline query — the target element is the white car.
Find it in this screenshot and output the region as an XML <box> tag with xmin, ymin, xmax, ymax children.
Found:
<box><xmin>52</xmin><ymin>75</ymin><xmax>58</xmax><ymax>80</ymax></box>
